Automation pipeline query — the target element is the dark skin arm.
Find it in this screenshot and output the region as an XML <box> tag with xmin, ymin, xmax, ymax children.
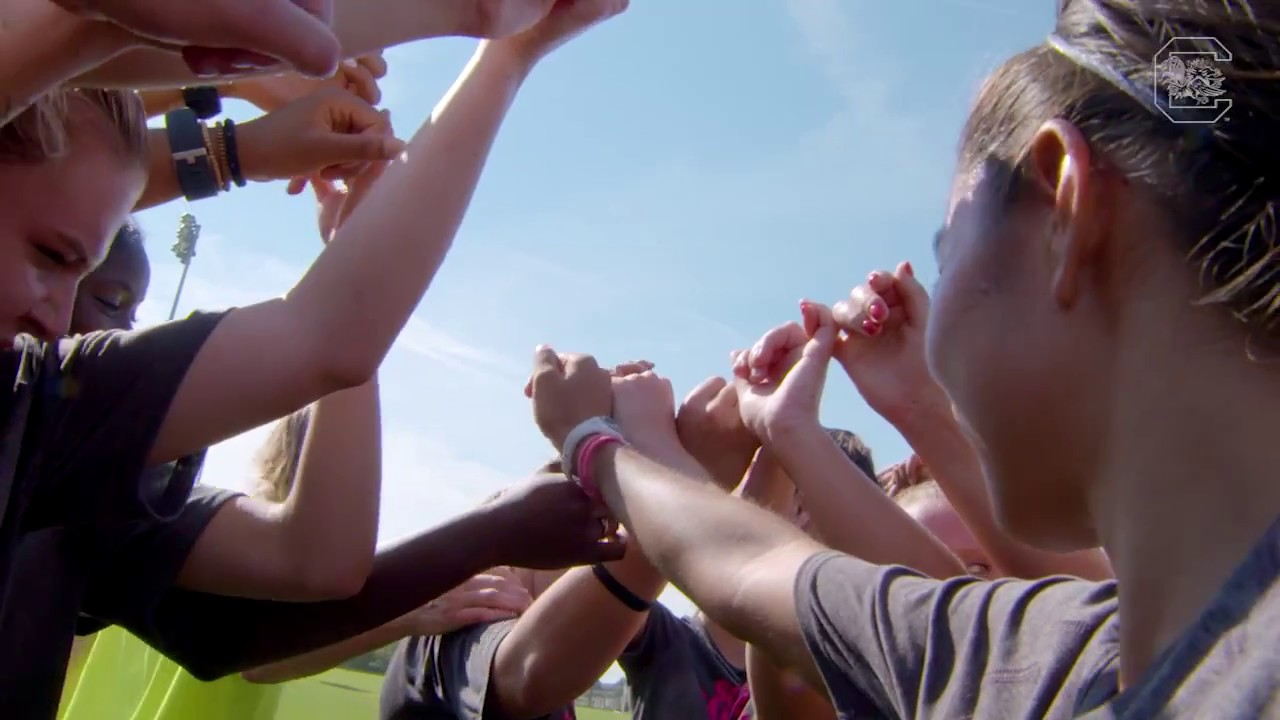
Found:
<box><xmin>119</xmin><ymin>475</ymin><xmax>620</xmax><ymax>681</ymax></box>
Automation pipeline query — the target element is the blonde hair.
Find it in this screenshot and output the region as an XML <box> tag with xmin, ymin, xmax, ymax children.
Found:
<box><xmin>253</xmin><ymin>407</ymin><xmax>315</xmax><ymax>503</ymax></box>
<box><xmin>1</xmin><ymin>88</ymin><xmax>148</xmax><ymax>165</ymax></box>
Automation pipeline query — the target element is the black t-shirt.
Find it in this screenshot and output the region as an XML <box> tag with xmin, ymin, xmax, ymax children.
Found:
<box><xmin>795</xmin><ymin>516</ymin><xmax>1280</xmax><ymax>718</ymax></box>
<box><xmin>0</xmin><ymin>314</ymin><xmax>224</xmax><ymax>717</ymax></box>
<box><xmin>380</xmin><ymin>619</ymin><xmax>576</xmax><ymax>720</ymax></box>
<box><xmin>619</xmin><ymin>604</ymin><xmax>749</xmax><ymax>720</ymax></box>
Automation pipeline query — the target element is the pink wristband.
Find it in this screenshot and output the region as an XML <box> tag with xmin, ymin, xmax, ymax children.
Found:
<box><xmin>574</xmin><ymin>434</ymin><xmax>623</xmax><ymax>501</ymax></box>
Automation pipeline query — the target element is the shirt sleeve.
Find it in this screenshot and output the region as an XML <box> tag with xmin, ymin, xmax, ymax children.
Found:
<box><xmin>27</xmin><ymin>312</ymin><xmax>226</xmax><ymax>524</ymax></box>
<box><xmin>381</xmin><ymin>620</ymin><xmax>533</xmax><ymax>720</ymax></box>
<box><xmin>794</xmin><ymin>552</ymin><xmax>1120</xmax><ymax>719</ymax></box>
<box><xmin>618</xmin><ymin>602</ymin><xmax>684</xmax><ymax>676</ymax></box>
<box><xmin>78</xmin><ymin>485</ymin><xmax>241</xmax><ymax>636</ymax></box>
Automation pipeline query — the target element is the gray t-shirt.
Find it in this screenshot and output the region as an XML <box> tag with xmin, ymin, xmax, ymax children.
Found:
<box><xmin>620</xmin><ymin>603</ymin><xmax>749</xmax><ymax>719</ymax></box>
<box><xmin>796</xmin><ymin>517</ymin><xmax>1279</xmax><ymax>718</ymax></box>
<box><xmin>380</xmin><ymin>619</ymin><xmax>575</xmax><ymax>720</ymax></box>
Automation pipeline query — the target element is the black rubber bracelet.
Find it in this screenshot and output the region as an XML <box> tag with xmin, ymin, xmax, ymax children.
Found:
<box><xmin>164</xmin><ymin>108</ymin><xmax>219</xmax><ymax>202</ymax></box>
<box><xmin>591</xmin><ymin>563</ymin><xmax>651</xmax><ymax>612</ymax></box>
<box><xmin>182</xmin><ymin>86</ymin><xmax>221</xmax><ymax>120</ymax></box>
<box><xmin>221</xmin><ymin>118</ymin><xmax>247</xmax><ymax>187</ymax></box>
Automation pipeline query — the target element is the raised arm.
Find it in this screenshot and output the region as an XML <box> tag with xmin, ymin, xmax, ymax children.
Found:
<box><xmin>732</xmin><ymin>304</ymin><xmax>964</xmax><ymax>579</ymax></box>
<box><xmin>134</xmin><ymin>88</ymin><xmax>401</xmax><ymax>211</ymax></box>
<box><xmin>832</xmin><ymin>264</ymin><xmax>1112</xmax><ymax>581</ymax></box>
<box><xmin>174</xmin><ymin>167</ymin><xmax>386</xmax><ymax>601</ymax></box>
<box><xmin>487</xmin><ymin>530</ymin><xmax>665</xmax><ymax>717</ymax></box>
<box><xmin>71</xmin><ymin>0</ymin><xmax>559</xmax><ymax>90</ymax></box>
<box><xmin>527</xmin><ymin>350</ymin><xmax>829</xmax><ymax>689</ymax></box>
<box><xmin>144</xmin><ymin>23</ymin><xmax>571</xmax><ymax>466</ymax></box>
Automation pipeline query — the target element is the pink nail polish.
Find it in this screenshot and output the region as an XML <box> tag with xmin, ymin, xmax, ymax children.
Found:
<box><xmin>869</xmin><ymin>303</ymin><xmax>887</xmax><ymax>322</ymax></box>
<box><xmin>862</xmin><ymin>319</ymin><xmax>880</xmax><ymax>335</ymax></box>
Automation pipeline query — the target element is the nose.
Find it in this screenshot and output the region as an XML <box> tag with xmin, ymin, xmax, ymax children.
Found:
<box><xmin>29</xmin><ymin>289</ymin><xmax>74</xmax><ymax>340</ymax></box>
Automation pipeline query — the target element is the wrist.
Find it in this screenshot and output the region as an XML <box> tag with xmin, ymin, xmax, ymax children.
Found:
<box><xmin>761</xmin><ymin>414</ymin><xmax>825</xmax><ymax>451</ymax></box>
<box><xmin>887</xmin><ymin>391</ymin><xmax>955</xmax><ymax>439</ymax></box>
<box><xmin>232</xmin><ymin>120</ymin><xmax>268</xmax><ymax>183</ymax></box>
<box><xmin>474</xmin><ymin>41</ymin><xmax>538</xmax><ymax>81</ymax></box>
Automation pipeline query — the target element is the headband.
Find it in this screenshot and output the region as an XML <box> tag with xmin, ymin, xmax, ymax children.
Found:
<box><xmin>1045</xmin><ymin>33</ymin><xmax>1161</xmax><ymax>115</ymax></box>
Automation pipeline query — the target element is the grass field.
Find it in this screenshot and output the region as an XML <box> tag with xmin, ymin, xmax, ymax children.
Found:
<box><xmin>273</xmin><ymin>668</ymin><xmax>628</xmax><ymax>719</ymax></box>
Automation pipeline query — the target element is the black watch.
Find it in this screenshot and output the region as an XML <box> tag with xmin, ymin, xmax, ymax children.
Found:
<box><xmin>182</xmin><ymin>86</ymin><xmax>222</xmax><ymax>120</ymax></box>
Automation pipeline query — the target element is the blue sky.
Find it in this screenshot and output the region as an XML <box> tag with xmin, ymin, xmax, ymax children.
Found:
<box><xmin>133</xmin><ymin>0</ymin><xmax>1051</xmax><ymax>653</ymax></box>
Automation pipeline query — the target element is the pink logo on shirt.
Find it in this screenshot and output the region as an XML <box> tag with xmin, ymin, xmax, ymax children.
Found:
<box><xmin>702</xmin><ymin>679</ymin><xmax>751</xmax><ymax>719</ymax></box>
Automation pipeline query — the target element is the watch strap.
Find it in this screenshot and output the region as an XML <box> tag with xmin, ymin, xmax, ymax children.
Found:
<box><xmin>164</xmin><ymin>108</ymin><xmax>219</xmax><ymax>202</ymax></box>
<box><xmin>182</xmin><ymin>86</ymin><xmax>222</xmax><ymax>120</ymax></box>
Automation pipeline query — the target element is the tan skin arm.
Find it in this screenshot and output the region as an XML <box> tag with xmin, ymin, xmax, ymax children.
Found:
<box><xmin>175</xmin><ymin>379</ymin><xmax>380</xmax><ymax>601</ymax></box>
<box><xmin>142</xmin><ymin>42</ymin><xmax>534</xmax><ymax>467</ymax></box>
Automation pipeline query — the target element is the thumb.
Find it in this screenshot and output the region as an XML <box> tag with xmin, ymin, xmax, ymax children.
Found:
<box><xmin>530</xmin><ymin>345</ymin><xmax>565</xmax><ymax>396</ymax></box>
<box><xmin>227</xmin><ymin>0</ymin><xmax>341</xmax><ymax>78</ymax></box>
<box><xmin>894</xmin><ymin>261</ymin><xmax>932</xmax><ymax>329</ymax></box>
<box><xmin>800</xmin><ymin>300</ymin><xmax>837</xmax><ymax>357</ymax></box>
<box><xmin>315</xmin><ymin>131</ymin><xmax>406</xmax><ymax>167</ymax></box>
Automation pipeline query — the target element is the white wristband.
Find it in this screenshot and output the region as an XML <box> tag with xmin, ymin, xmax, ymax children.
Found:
<box><xmin>561</xmin><ymin>417</ymin><xmax>625</xmax><ymax>480</ymax></box>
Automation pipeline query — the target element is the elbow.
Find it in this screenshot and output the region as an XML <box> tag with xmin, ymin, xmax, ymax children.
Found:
<box><xmin>269</xmin><ymin>548</ymin><xmax>372</xmax><ymax>601</ymax></box>
<box><xmin>288</xmin><ymin>557</ymin><xmax>371</xmax><ymax>601</ymax></box>
<box><xmin>491</xmin><ymin>652</ymin><xmax>570</xmax><ymax>720</ymax></box>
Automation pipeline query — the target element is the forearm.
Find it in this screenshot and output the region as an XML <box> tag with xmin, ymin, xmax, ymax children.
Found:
<box><xmin>769</xmin><ymin>422</ymin><xmax>964</xmax><ymax>579</ymax></box>
<box><xmin>241</xmin><ymin>615</ymin><xmax>409</xmax><ymax>684</ymax></box>
<box><xmin>746</xmin><ymin>645</ymin><xmax>836</xmax><ymax>720</ymax></box>
<box><xmin>491</xmin><ymin>549</ymin><xmax>666</xmax><ymax>717</ymax></box>
<box><xmin>281</xmin><ymin>43</ymin><xmax>528</xmax><ymax>383</ymax></box>
<box><xmin>70</xmin><ymin>0</ymin><xmax>475</xmax><ymax>89</ymax></box>
<box><xmin>902</xmin><ymin>410</ymin><xmax>1113</xmax><ymax>580</ymax></box>
<box><xmin>134</xmin><ymin>128</ymin><xmax>183</xmax><ymax>211</ymax></box>
<box><xmin>278</xmin><ymin>378</ymin><xmax>380</xmax><ymax>596</ymax></box>
<box><xmin>148</xmin><ymin>505</ymin><xmax>513</xmax><ymax>680</ymax></box>
<box><xmin>0</xmin><ymin>0</ymin><xmax>132</xmax><ymax>124</ymax></box>
<box><xmin>139</xmin><ymin>89</ymin><xmax>186</xmax><ymax>118</ymax></box>
<box><xmin>593</xmin><ymin>444</ymin><xmax>820</xmax><ymax>644</ymax></box>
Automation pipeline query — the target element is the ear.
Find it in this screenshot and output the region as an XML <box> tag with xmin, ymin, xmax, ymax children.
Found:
<box><xmin>1025</xmin><ymin>119</ymin><xmax>1111</xmax><ymax>309</ymax></box>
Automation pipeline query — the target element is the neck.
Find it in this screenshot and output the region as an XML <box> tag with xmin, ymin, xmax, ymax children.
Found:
<box><xmin>1093</xmin><ymin>333</ymin><xmax>1280</xmax><ymax>687</ymax></box>
<box><xmin>697</xmin><ymin>613</ymin><xmax>746</xmax><ymax>670</ymax></box>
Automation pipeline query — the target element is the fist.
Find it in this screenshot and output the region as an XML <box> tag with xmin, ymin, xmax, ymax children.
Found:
<box><xmin>676</xmin><ymin>376</ymin><xmax>759</xmax><ymax>489</ymax></box>
<box><xmin>527</xmin><ymin>346</ymin><xmax>612</xmax><ymax>450</ymax></box>
<box><xmin>611</xmin><ymin>370</ymin><xmax>680</xmax><ymax>454</ymax></box>
<box><xmin>489</xmin><ymin>472</ymin><xmax>624</xmax><ymax>569</ymax></box>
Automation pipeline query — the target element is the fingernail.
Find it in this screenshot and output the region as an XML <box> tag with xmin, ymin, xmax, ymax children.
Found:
<box><xmin>869</xmin><ymin>302</ymin><xmax>887</xmax><ymax>322</ymax></box>
<box><xmin>343</xmin><ymin>58</ymin><xmax>360</xmax><ymax>68</ymax></box>
<box><xmin>862</xmin><ymin>319</ymin><xmax>881</xmax><ymax>335</ymax></box>
<box><xmin>903</xmin><ymin>261</ymin><xmax>915</xmax><ymax>277</ymax></box>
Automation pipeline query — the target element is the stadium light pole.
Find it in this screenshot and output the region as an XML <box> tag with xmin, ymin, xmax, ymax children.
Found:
<box><xmin>168</xmin><ymin>212</ymin><xmax>200</xmax><ymax>321</ymax></box>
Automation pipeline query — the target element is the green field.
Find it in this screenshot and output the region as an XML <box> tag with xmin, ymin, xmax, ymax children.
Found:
<box><xmin>273</xmin><ymin>668</ymin><xmax>627</xmax><ymax>719</ymax></box>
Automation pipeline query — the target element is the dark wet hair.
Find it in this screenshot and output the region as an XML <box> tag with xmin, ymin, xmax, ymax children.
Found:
<box><xmin>825</xmin><ymin>428</ymin><xmax>875</xmax><ymax>480</ymax></box>
<box><xmin>961</xmin><ymin>0</ymin><xmax>1280</xmax><ymax>340</ymax></box>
